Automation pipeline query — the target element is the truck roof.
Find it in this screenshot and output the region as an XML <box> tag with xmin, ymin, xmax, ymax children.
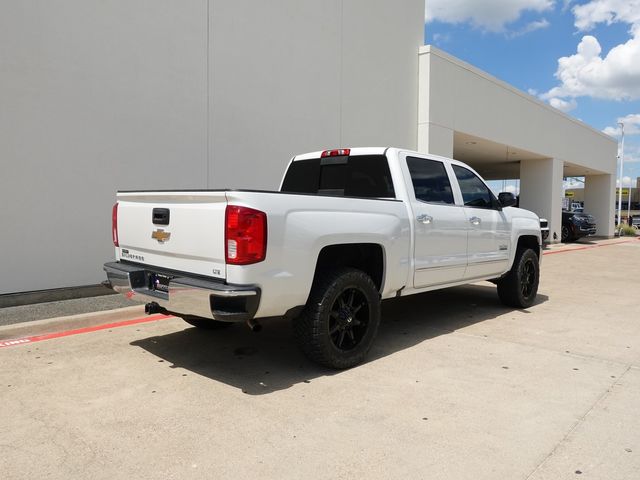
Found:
<box><xmin>293</xmin><ymin>147</ymin><xmax>389</xmax><ymax>161</ymax></box>
<box><xmin>292</xmin><ymin>147</ymin><xmax>478</xmax><ymax>170</ymax></box>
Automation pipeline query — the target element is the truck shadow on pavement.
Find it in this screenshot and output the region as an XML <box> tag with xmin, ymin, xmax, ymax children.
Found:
<box><xmin>131</xmin><ymin>283</ymin><xmax>548</xmax><ymax>396</ymax></box>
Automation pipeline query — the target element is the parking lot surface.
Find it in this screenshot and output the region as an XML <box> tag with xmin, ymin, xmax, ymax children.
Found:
<box><xmin>1</xmin><ymin>238</ymin><xmax>639</xmax><ymax>479</ymax></box>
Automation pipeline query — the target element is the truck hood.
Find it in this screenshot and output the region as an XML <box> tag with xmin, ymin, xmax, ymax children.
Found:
<box><xmin>504</xmin><ymin>206</ymin><xmax>539</xmax><ymax>222</ymax></box>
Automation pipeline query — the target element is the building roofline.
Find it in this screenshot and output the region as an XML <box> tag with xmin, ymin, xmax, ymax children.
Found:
<box><xmin>419</xmin><ymin>45</ymin><xmax>616</xmax><ymax>145</ymax></box>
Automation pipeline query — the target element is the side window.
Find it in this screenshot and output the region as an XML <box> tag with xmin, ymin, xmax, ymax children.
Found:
<box><xmin>452</xmin><ymin>165</ymin><xmax>496</xmax><ymax>209</ymax></box>
<box><xmin>406</xmin><ymin>157</ymin><xmax>454</xmax><ymax>204</ymax></box>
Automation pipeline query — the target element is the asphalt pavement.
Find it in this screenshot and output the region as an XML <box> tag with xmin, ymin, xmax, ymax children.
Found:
<box><xmin>0</xmin><ymin>293</ymin><xmax>143</xmax><ymax>327</ymax></box>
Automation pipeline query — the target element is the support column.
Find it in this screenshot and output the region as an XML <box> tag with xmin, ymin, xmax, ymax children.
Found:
<box><xmin>584</xmin><ymin>174</ymin><xmax>615</xmax><ymax>237</ymax></box>
<box><xmin>519</xmin><ymin>158</ymin><xmax>564</xmax><ymax>244</ymax></box>
<box><xmin>417</xmin><ymin>122</ymin><xmax>453</xmax><ymax>157</ymax></box>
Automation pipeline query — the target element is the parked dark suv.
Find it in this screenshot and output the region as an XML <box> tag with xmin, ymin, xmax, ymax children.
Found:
<box><xmin>562</xmin><ymin>210</ymin><xmax>597</xmax><ymax>242</ymax></box>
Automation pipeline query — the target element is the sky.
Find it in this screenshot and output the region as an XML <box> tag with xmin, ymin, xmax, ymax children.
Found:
<box><xmin>424</xmin><ymin>0</ymin><xmax>640</xmax><ymax>192</ymax></box>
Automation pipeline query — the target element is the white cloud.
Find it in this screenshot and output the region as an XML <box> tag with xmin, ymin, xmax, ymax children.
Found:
<box><xmin>542</xmin><ymin>1</ymin><xmax>640</xmax><ymax>106</ymax></box>
<box><xmin>542</xmin><ymin>35</ymin><xmax>640</xmax><ymax>101</ymax></box>
<box><xmin>564</xmin><ymin>178</ymin><xmax>584</xmax><ymax>189</ymax></box>
<box><xmin>620</xmin><ymin>144</ymin><xmax>640</xmax><ymax>163</ymax></box>
<box><xmin>425</xmin><ymin>0</ymin><xmax>554</xmax><ymax>32</ymax></box>
<box><xmin>549</xmin><ymin>97</ymin><xmax>578</xmax><ymax>112</ymax></box>
<box><xmin>432</xmin><ymin>32</ymin><xmax>452</xmax><ymax>44</ymax></box>
<box><xmin>573</xmin><ymin>0</ymin><xmax>640</xmax><ymax>33</ymax></box>
<box><xmin>508</xmin><ymin>18</ymin><xmax>551</xmax><ymax>37</ymax></box>
<box><xmin>616</xmin><ymin>176</ymin><xmax>634</xmax><ymax>186</ymax></box>
<box><xmin>603</xmin><ymin>113</ymin><xmax>640</xmax><ymax>136</ymax></box>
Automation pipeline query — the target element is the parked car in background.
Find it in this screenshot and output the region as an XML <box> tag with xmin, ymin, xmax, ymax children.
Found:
<box><xmin>539</xmin><ymin>218</ymin><xmax>549</xmax><ymax>242</ymax></box>
<box><xmin>562</xmin><ymin>210</ymin><xmax>597</xmax><ymax>242</ymax></box>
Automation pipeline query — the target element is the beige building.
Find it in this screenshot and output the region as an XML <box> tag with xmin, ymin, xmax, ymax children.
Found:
<box><xmin>1</xmin><ymin>1</ymin><xmax>617</xmax><ymax>295</ymax></box>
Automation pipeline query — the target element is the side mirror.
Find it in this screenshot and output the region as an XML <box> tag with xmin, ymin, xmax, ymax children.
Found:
<box><xmin>498</xmin><ymin>192</ymin><xmax>517</xmax><ymax>207</ymax></box>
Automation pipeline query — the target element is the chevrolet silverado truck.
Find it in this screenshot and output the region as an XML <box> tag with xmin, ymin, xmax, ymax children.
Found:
<box><xmin>104</xmin><ymin>147</ymin><xmax>541</xmax><ymax>368</ymax></box>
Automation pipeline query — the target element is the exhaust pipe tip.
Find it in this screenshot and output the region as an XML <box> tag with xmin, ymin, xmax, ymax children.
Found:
<box><xmin>145</xmin><ymin>302</ymin><xmax>161</xmax><ymax>315</ymax></box>
<box><xmin>246</xmin><ymin>318</ymin><xmax>262</xmax><ymax>333</ymax></box>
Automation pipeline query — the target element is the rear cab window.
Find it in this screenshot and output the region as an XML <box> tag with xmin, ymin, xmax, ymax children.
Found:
<box><xmin>281</xmin><ymin>155</ymin><xmax>395</xmax><ymax>199</ymax></box>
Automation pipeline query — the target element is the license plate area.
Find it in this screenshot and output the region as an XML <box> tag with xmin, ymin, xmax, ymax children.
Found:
<box><xmin>148</xmin><ymin>272</ymin><xmax>173</xmax><ymax>294</ymax></box>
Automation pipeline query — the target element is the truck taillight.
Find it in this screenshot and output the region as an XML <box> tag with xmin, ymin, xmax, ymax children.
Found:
<box><xmin>225</xmin><ymin>205</ymin><xmax>267</xmax><ymax>265</ymax></box>
<box><xmin>321</xmin><ymin>148</ymin><xmax>350</xmax><ymax>158</ymax></box>
<box><xmin>112</xmin><ymin>203</ymin><xmax>119</xmax><ymax>247</ymax></box>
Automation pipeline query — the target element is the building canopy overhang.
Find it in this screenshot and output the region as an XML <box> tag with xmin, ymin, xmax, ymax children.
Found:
<box><xmin>418</xmin><ymin>45</ymin><xmax>618</xmax><ymax>239</ymax></box>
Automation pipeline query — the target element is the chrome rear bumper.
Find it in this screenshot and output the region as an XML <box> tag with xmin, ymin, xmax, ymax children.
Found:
<box><xmin>103</xmin><ymin>261</ymin><xmax>260</xmax><ymax>322</ymax></box>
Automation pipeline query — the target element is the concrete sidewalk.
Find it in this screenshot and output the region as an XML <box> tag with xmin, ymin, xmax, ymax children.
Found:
<box><xmin>0</xmin><ymin>238</ymin><xmax>638</xmax><ymax>479</ymax></box>
<box><xmin>0</xmin><ymin>292</ymin><xmax>143</xmax><ymax>327</ymax></box>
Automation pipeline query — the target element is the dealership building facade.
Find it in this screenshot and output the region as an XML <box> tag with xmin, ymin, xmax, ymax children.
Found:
<box><xmin>0</xmin><ymin>0</ymin><xmax>617</xmax><ymax>295</ymax></box>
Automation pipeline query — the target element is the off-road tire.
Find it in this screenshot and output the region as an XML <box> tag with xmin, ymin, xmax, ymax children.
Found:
<box><xmin>182</xmin><ymin>316</ymin><xmax>233</xmax><ymax>330</ymax></box>
<box><xmin>294</xmin><ymin>268</ymin><xmax>381</xmax><ymax>369</ymax></box>
<box><xmin>497</xmin><ymin>248</ymin><xmax>539</xmax><ymax>308</ymax></box>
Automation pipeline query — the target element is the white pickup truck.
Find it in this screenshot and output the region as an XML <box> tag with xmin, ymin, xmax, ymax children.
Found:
<box><xmin>104</xmin><ymin>147</ymin><xmax>541</xmax><ymax>368</ymax></box>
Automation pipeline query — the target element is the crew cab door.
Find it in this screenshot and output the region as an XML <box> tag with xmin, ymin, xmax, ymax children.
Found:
<box><xmin>403</xmin><ymin>154</ymin><xmax>468</xmax><ymax>288</ymax></box>
<box><xmin>451</xmin><ymin>165</ymin><xmax>510</xmax><ymax>279</ymax></box>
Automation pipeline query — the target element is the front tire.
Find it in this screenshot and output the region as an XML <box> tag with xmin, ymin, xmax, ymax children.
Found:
<box><xmin>561</xmin><ymin>225</ymin><xmax>573</xmax><ymax>243</ymax></box>
<box><xmin>294</xmin><ymin>268</ymin><xmax>381</xmax><ymax>369</ymax></box>
<box><xmin>497</xmin><ymin>248</ymin><xmax>539</xmax><ymax>308</ymax></box>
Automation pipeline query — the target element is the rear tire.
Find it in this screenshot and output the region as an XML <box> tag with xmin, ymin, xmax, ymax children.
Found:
<box><xmin>497</xmin><ymin>248</ymin><xmax>539</xmax><ymax>308</ymax></box>
<box><xmin>294</xmin><ymin>268</ymin><xmax>381</xmax><ymax>369</ymax></box>
<box><xmin>182</xmin><ymin>316</ymin><xmax>233</xmax><ymax>330</ymax></box>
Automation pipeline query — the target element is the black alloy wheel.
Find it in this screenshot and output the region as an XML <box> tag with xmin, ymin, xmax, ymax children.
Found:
<box><xmin>519</xmin><ymin>256</ymin><xmax>536</xmax><ymax>299</ymax></box>
<box><xmin>497</xmin><ymin>248</ymin><xmax>540</xmax><ymax>308</ymax></box>
<box><xmin>561</xmin><ymin>225</ymin><xmax>571</xmax><ymax>242</ymax></box>
<box><xmin>294</xmin><ymin>268</ymin><xmax>381</xmax><ymax>369</ymax></box>
<box><xmin>328</xmin><ymin>287</ymin><xmax>370</xmax><ymax>351</ymax></box>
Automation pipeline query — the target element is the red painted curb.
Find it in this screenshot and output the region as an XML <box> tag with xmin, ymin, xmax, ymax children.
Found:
<box><xmin>0</xmin><ymin>314</ymin><xmax>171</xmax><ymax>349</ymax></box>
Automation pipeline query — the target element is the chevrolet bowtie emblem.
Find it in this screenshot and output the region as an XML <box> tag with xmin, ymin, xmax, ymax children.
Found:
<box><xmin>152</xmin><ymin>229</ymin><xmax>171</xmax><ymax>243</ymax></box>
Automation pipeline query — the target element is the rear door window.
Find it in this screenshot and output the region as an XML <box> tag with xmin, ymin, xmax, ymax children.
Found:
<box><xmin>406</xmin><ymin>157</ymin><xmax>454</xmax><ymax>204</ymax></box>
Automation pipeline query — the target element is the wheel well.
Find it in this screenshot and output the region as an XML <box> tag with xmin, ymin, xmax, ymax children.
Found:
<box><xmin>314</xmin><ymin>244</ymin><xmax>384</xmax><ymax>292</ymax></box>
<box><xmin>517</xmin><ymin>235</ymin><xmax>540</xmax><ymax>258</ymax></box>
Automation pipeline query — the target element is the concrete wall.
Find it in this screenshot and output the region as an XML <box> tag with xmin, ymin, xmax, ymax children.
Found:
<box><xmin>0</xmin><ymin>0</ymin><xmax>424</xmax><ymax>294</ymax></box>
<box><xmin>209</xmin><ymin>0</ymin><xmax>423</xmax><ymax>189</ymax></box>
<box><xmin>520</xmin><ymin>159</ymin><xmax>564</xmax><ymax>241</ymax></box>
<box><xmin>1</xmin><ymin>1</ymin><xmax>209</xmax><ymax>294</ymax></box>
<box><xmin>585</xmin><ymin>174</ymin><xmax>616</xmax><ymax>236</ymax></box>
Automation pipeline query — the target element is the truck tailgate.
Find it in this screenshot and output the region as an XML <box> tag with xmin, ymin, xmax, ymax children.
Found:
<box><xmin>116</xmin><ymin>191</ymin><xmax>227</xmax><ymax>280</ymax></box>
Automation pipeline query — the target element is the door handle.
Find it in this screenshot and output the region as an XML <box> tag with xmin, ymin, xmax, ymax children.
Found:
<box><xmin>469</xmin><ymin>216</ymin><xmax>481</xmax><ymax>226</ymax></box>
<box><xmin>416</xmin><ymin>214</ymin><xmax>433</xmax><ymax>225</ymax></box>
